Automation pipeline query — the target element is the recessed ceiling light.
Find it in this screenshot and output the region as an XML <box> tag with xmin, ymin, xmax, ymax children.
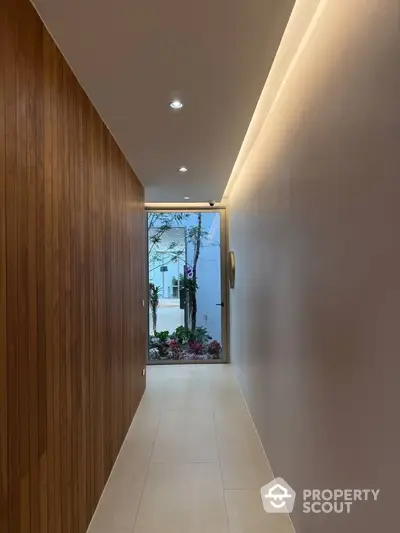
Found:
<box><xmin>179</xmin><ymin>167</ymin><xmax>188</xmax><ymax>173</ymax></box>
<box><xmin>170</xmin><ymin>99</ymin><xmax>183</xmax><ymax>109</ymax></box>
<box><xmin>184</xmin><ymin>196</ymin><xmax>190</xmax><ymax>200</ymax></box>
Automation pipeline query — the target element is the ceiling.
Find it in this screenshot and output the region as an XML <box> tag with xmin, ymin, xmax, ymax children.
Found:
<box><xmin>32</xmin><ymin>0</ymin><xmax>294</xmax><ymax>203</ymax></box>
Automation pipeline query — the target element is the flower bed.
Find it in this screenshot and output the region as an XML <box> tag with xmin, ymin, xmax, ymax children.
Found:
<box><xmin>149</xmin><ymin>326</ymin><xmax>222</xmax><ymax>361</ymax></box>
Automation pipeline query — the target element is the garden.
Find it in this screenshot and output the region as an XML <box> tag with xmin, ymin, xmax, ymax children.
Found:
<box><xmin>149</xmin><ymin>326</ymin><xmax>222</xmax><ymax>361</ymax></box>
<box><xmin>148</xmin><ymin>211</ymin><xmax>223</xmax><ymax>362</ymax></box>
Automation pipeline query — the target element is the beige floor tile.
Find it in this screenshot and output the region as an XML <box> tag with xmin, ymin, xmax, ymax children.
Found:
<box><xmin>141</xmin><ymin>379</ymin><xmax>214</xmax><ymax>412</ymax></box>
<box><xmin>212</xmin><ymin>382</ymin><xmax>249</xmax><ymax>421</ymax></box>
<box><xmin>90</xmin><ymin>365</ymin><xmax>281</xmax><ymax>533</ymax></box>
<box><xmin>147</xmin><ymin>364</ymin><xmax>203</xmax><ymax>383</ymax></box>
<box><xmin>88</xmin><ymin>450</ymin><xmax>149</xmax><ymax>533</ymax></box>
<box><xmin>215</xmin><ymin>411</ymin><xmax>274</xmax><ymax>489</ymax></box>
<box><xmin>207</xmin><ymin>364</ymin><xmax>238</xmax><ymax>385</ymax></box>
<box><xmin>88</xmin><ymin>408</ymin><xmax>156</xmax><ymax>533</ymax></box>
<box><xmin>225</xmin><ymin>490</ymin><xmax>294</xmax><ymax>533</ymax></box>
<box><xmin>151</xmin><ymin>409</ymin><xmax>219</xmax><ymax>463</ymax></box>
<box><xmin>125</xmin><ymin>401</ymin><xmax>161</xmax><ymax>446</ymax></box>
<box><xmin>133</xmin><ymin>463</ymin><xmax>229</xmax><ymax>533</ymax></box>
<box><xmin>88</xmin><ymin>526</ymin><xmax>131</xmax><ymax>533</ymax></box>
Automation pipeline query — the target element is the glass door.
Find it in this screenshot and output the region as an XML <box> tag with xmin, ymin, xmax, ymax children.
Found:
<box><xmin>147</xmin><ymin>209</ymin><xmax>228</xmax><ymax>363</ymax></box>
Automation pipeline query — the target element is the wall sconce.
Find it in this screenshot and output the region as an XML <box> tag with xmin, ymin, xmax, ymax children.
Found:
<box><xmin>228</xmin><ymin>251</ymin><xmax>235</xmax><ymax>289</ymax></box>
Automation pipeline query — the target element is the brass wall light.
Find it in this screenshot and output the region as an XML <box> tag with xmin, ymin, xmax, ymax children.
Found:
<box><xmin>228</xmin><ymin>251</ymin><xmax>236</xmax><ymax>289</ymax></box>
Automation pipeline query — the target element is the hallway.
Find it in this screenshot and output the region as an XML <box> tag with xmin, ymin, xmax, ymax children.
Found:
<box><xmin>87</xmin><ymin>365</ymin><xmax>293</xmax><ymax>533</ymax></box>
<box><xmin>2</xmin><ymin>0</ymin><xmax>398</xmax><ymax>531</ymax></box>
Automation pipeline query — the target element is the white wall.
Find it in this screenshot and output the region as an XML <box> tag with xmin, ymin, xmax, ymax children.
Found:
<box><xmin>227</xmin><ymin>1</ymin><xmax>400</xmax><ymax>531</ymax></box>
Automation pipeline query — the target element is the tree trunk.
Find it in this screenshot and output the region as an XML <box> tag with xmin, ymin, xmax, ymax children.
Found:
<box><xmin>191</xmin><ymin>213</ymin><xmax>202</xmax><ymax>331</ymax></box>
<box><xmin>152</xmin><ymin>307</ymin><xmax>157</xmax><ymax>334</ymax></box>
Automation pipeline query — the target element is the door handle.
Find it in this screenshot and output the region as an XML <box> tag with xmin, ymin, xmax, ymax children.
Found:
<box><xmin>216</xmin><ymin>302</ymin><xmax>225</xmax><ymax>307</ymax></box>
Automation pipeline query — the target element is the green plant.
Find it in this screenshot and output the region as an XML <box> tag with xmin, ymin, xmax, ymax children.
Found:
<box><xmin>193</xmin><ymin>327</ymin><xmax>212</xmax><ymax>343</ymax></box>
<box><xmin>149</xmin><ymin>283</ymin><xmax>160</xmax><ymax>333</ymax></box>
<box><xmin>171</xmin><ymin>326</ymin><xmax>192</xmax><ymax>344</ymax></box>
<box><xmin>179</xmin><ymin>274</ymin><xmax>198</xmax><ymax>293</ymax></box>
<box><xmin>154</xmin><ymin>330</ymin><xmax>170</xmax><ymax>342</ymax></box>
<box><xmin>179</xmin><ymin>269</ymin><xmax>198</xmax><ymax>331</ymax></box>
<box><xmin>170</xmin><ymin>325</ymin><xmax>211</xmax><ymax>344</ymax></box>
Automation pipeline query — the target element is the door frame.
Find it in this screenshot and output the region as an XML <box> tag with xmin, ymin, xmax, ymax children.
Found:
<box><xmin>145</xmin><ymin>206</ymin><xmax>230</xmax><ymax>364</ymax></box>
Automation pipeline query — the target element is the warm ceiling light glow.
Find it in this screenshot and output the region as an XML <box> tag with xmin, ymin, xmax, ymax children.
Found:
<box><xmin>222</xmin><ymin>0</ymin><xmax>324</xmax><ymax>202</ymax></box>
<box><xmin>170</xmin><ymin>100</ymin><xmax>183</xmax><ymax>109</ymax></box>
<box><xmin>179</xmin><ymin>167</ymin><xmax>188</xmax><ymax>172</ymax></box>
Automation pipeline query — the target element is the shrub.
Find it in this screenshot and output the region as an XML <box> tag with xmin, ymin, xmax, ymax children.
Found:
<box><xmin>188</xmin><ymin>340</ymin><xmax>205</xmax><ymax>355</ymax></box>
<box><xmin>154</xmin><ymin>330</ymin><xmax>170</xmax><ymax>343</ymax></box>
<box><xmin>207</xmin><ymin>340</ymin><xmax>222</xmax><ymax>358</ymax></box>
<box><xmin>149</xmin><ymin>284</ymin><xmax>161</xmax><ymax>332</ymax></box>
<box><xmin>148</xmin><ymin>347</ymin><xmax>161</xmax><ymax>360</ymax></box>
<box><xmin>193</xmin><ymin>327</ymin><xmax>212</xmax><ymax>343</ymax></box>
<box><xmin>167</xmin><ymin>339</ymin><xmax>182</xmax><ymax>360</ymax></box>
<box><xmin>171</xmin><ymin>326</ymin><xmax>192</xmax><ymax>344</ymax></box>
<box><xmin>149</xmin><ymin>335</ymin><xmax>170</xmax><ymax>358</ymax></box>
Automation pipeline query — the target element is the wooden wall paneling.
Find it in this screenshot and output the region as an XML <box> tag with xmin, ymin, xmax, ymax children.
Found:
<box><xmin>87</xmin><ymin>101</ymin><xmax>94</xmax><ymax>519</ymax></box>
<box><xmin>103</xmin><ymin>132</ymin><xmax>112</xmax><ymax>481</ymax></box>
<box><xmin>60</xmin><ymin>61</ymin><xmax>74</xmax><ymax>533</ymax></box>
<box><xmin>0</xmin><ymin>3</ymin><xmax>8</xmax><ymax>533</ymax></box>
<box><xmin>68</xmin><ymin>69</ymin><xmax>79</xmax><ymax>533</ymax></box>
<box><xmin>43</xmin><ymin>29</ymin><xmax>54</xmax><ymax>533</ymax></box>
<box><xmin>122</xmin><ymin>166</ymin><xmax>128</xmax><ymax>432</ymax></box>
<box><xmin>94</xmin><ymin>114</ymin><xmax>101</xmax><ymax>502</ymax></box>
<box><xmin>110</xmin><ymin>144</ymin><xmax>120</xmax><ymax>462</ymax></box>
<box><xmin>77</xmin><ymin>84</ymin><xmax>88</xmax><ymax>533</ymax></box>
<box><xmin>57</xmin><ymin>53</ymin><xmax>66</xmax><ymax>533</ymax></box>
<box><xmin>16</xmin><ymin>7</ymin><xmax>31</xmax><ymax>531</ymax></box>
<box><xmin>51</xmin><ymin>37</ymin><xmax>62</xmax><ymax>533</ymax></box>
<box><xmin>25</xmin><ymin>7</ymin><xmax>42</xmax><ymax>533</ymax></box>
<box><xmin>101</xmin><ymin>123</ymin><xmax>109</xmax><ymax>480</ymax></box>
<box><xmin>82</xmin><ymin>92</ymin><xmax>91</xmax><ymax>529</ymax></box>
<box><xmin>98</xmin><ymin>119</ymin><xmax>106</xmax><ymax>501</ymax></box>
<box><xmin>5</xmin><ymin>3</ymin><xmax>20</xmax><ymax>532</ymax></box>
<box><xmin>1</xmin><ymin>0</ymin><xmax>146</xmax><ymax>530</ymax></box>
<box><xmin>87</xmin><ymin>109</ymin><xmax>94</xmax><ymax>514</ymax></box>
<box><xmin>65</xmin><ymin>59</ymin><xmax>73</xmax><ymax>533</ymax></box>
<box><xmin>71</xmin><ymin>83</ymin><xmax>80</xmax><ymax>533</ymax></box>
<box><xmin>30</xmin><ymin>14</ymin><xmax>47</xmax><ymax>533</ymax></box>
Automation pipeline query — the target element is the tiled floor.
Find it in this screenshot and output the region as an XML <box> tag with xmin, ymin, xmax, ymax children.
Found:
<box><xmin>87</xmin><ymin>364</ymin><xmax>294</xmax><ymax>533</ymax></box>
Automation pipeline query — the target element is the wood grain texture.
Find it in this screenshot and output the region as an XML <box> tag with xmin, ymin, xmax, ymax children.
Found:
<box><xmin>0</xmin><ymin>4</ymin><xmax>8</xmax><ymax>533</ymax></box>
<box><xmin>0</xmin><ymin>0</ymin><xmax>147</xmax><ymax>531</ymax></box>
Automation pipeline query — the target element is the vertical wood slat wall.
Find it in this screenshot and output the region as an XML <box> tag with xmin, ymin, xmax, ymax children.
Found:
<box><xmin>0</xmin><ymin>0</ymin><xmax>147</xmax><ymax>531</ymax></box>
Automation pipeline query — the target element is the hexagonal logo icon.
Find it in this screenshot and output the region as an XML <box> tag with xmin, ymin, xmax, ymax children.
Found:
<box><xmin>261</xmin><ymin>478</ymin><xmax>296</xmax><ymax>514</ymax></box>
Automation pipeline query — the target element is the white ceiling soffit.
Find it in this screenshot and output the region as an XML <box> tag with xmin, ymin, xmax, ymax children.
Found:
<box><xmin>223</xmin><ymin>0</ymin><xmax>323</xmax><ymax>201</ymax></box>
<box><xmin>32</xmin><ymin>0</ymin><xmax>295</xmax><ymax>203</ymax></box>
